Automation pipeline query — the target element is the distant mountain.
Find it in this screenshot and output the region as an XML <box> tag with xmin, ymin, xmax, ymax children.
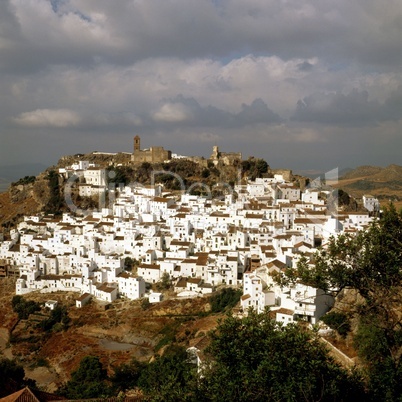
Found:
<box><xmin>0</xmin><ymin>163</ymin><xmax>47</xmax><ymax>190</ymax></box>
<box><xmin>335</xmin><ymin>164</ymin><xmax>402</xmax><ymax>208</ymax></box>
<box><xmin>295</xmin><ymin>167</ymin><xmax>353</xmax><ymax>180</ymax></box>
<box><xmin>340</xmin><ymin>165</ymin><xmax>384</xmax><ymax>180</ymax></box>
<box><xmin>338</xmin><ymin>167</ymin><xmax>354</xmax><ymax>178</ymax></box>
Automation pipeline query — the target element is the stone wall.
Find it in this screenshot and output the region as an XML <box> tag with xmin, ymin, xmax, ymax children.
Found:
<box><xmin>132</xmin><ymin>147</ymin><xmax>172</xmax><ymax>163</ymax></box>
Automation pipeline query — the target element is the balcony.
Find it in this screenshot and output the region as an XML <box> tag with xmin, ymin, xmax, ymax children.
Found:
<box><xmin>294</xmin><ymin>304</ymin><xmax>316</xmax><ymax>316</ymax></box>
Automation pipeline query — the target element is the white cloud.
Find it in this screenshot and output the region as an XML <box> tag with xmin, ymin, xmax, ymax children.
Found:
<box><xmin>14</xmin><ymin>108</ymin><xmax>81</xmax><ymax>127</ymax></box>
<box><xmin>153</xmin><ymin>103</ymin><xmax>194</xmax><ymax>123</ymax></box>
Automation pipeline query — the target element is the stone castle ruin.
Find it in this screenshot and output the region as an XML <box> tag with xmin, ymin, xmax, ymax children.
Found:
<box><xmin>131</xmin><ymin>135</ymin><xmax>172</xmax><ymax>163</ymax></box>
<box><xmin>131</xmin><ymin>136</ymin><xmax>243</xmax><ymax>168</ymax></box>
<box><xmin>209</xmin><ymin>145</ymin><xmax>242</xmax><ymax>167</ymax></box>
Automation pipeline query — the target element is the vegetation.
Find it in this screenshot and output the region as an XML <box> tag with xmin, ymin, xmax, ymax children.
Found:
<box><xmin>11</xmin><ymin>175</ymin><xmax>36</xmax><ymax>186</ymax></box>
<box><xmin>137</xmin><ymin>344</ymin><xmax>196</xmax><ymax>401</ymax></box>
<box><xmin>58</xmin><ymin>356</ymin><xmax>113</xmax><ymax>399</ymax></box>
<box><xmin>140</xmin><ymin>297</ymin><xmax>151</xmax><ymax>311</ymax></box>
<box><xmin>110</xmin><ymin>358</ymin><xmax>145</xmax><ymax>393</ymax></box>
<box><xmin>75</xmin><ymin>312</ymin><xmax>362</xmax><ymax>400</ymax></box>
<box><xmin>155</xmin><ymin>321</ymin><xmax>180</xmax><ymax>352</ymax></box>
<box><xmin>45</xmin><ymin>169</ymin><xmax>62</xmax><ymax>213</ymax></box>
<box><xmin>11</xmin><ymin>295</ymin><xmax>41</xmax><ymax>319</ymax></box>
<box><xmin>276</xmin><ymin>204</ymin><xmax>402</xmax><ymax>401</ymax></box>
<box><xmin>0</xmin><ymin>358</ymin><xmax>26</xmax><ymax>397</ymax></box>
<box><xmin>37</xmin><ymin>305</ymin><xmax>70</xmax><ymax>332</ymax></box>
<box><xmin>124</xmin><ymin>256</ymin><xmax>139</xmax><ymax>272</ymax></box>
<box><xmin>321</xmin><ymin>311</ymin><xmax>351</xmax><ymax>337</ymax></box>
<box><xmin>241</xmin><ymin>157</ymin><xmax>269</xmax><ymax>180</ymax></box>
<box><xmin>335</xmin><ymin>189</ymin><xmax>351</xmax><ymax>206</ymax></box>
<box><xmin>199</xmin><ymin>310</ymin><xmax>365</xmax><ymax>401</ymax></box>
<box><xmin>209</xmin><ymin>287</ymin><xmax>242</xmax><ymax>313</ymax></box>
<box><xmin>106</xmin><ymin>166</ymin><xmax>134</xmax><ymax>186</ymax></box>
<box><xmin>156</xmin><ymin>271</ymin><xmax>172</xmax><ymax>291</ymax></box>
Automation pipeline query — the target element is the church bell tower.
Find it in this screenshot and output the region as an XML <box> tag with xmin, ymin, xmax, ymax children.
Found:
<box><xmin>134</xmin><ymin>135</ymin><xmax>140</xmax><ymax>153</ymax></box>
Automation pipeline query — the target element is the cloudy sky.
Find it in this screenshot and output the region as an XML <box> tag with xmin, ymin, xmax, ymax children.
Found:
<box><xmin>1</xmin><ymin>0</ymin><xmax>402</xmax><ymax>174</ymax></box>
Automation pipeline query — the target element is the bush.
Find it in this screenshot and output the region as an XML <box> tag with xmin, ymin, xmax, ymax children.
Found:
<box><xmin>11</xmin><ymin>295</ymin><xmax>41</xmax><ymax>320</ymax></box>
<box><xmin>58</xmin><ymin>356</ymin><xmax>112</xmax><ymax>399</ymax></box>
<box><xmin>210</xmin><ymin>288</ymin><xmax>242</xmax><ymax>313</ymax></box>
<box><xmin>321</xmin><ymin>311</ymin><xmax>351</xmax><ymax>337</ymax></box>
<box><xmin>11</xmin><ymin>176</ymin><xmax>36</xmax><ymax>186</ymax></box>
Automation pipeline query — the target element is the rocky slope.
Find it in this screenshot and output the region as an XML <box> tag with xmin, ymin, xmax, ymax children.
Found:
<box><xmin>0</xmin><ymin>281</ymin><xmax>218</xmax><ymax>392</ymax></box>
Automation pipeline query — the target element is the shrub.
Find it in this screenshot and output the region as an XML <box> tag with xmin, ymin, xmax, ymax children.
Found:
<box><xmin>321</xmin><ymin>311</ymin><xmax>351</xmax><ymax>337</ymax></box>
<box><xmin>210</xmin><ymin>288</ymin><xmax>242</xmax><ymax>313</ymax></box>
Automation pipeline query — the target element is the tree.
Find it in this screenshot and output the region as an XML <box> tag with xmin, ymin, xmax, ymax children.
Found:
<box><xmin>38</xmin><ymin>305</ymin><xmax>70</xmax><ymax>332</ymax></box>
<box><xmin>278</xmin><ymin>205</ymin><xmax>402</xmax><ymax>299</ymax></box>
<box><xmin>199</xmin><ymin>310</ymin><xmax>365</xmax><ymax>401</ymax></box>
<box><xmin>11</xmin><ymin>295</ymin><xmax>41</xmax><ymax>319</ymax></box>
<box><xmin>124</xmin><ymin>256</ymin><xmax>139</xmax><ymax>272</ymax></box>
<box><xmin>321</xmin><ymin>311</ymin><xmax>351</xmax><ymax>337</ymax></box>
<box><xmin>255</xmin><ymin>158</ymin><xmax>268</xmax><ymax>176</ymax></box>
<box><xmin>209</xmin><ymin>287</ymin><xmax>242</xmax><ymax>313</ymax></box>
<box><xmin>107</xmin><ymin>166</ymin><xmax>134</xmax><ymax>186</ymax></box>
<box><xmin>58</xmin><ymin>356</ymin><xmax>112</xmax><ymax>399</ymax></box>
<box><xmin>278</xmin><ymin>204</ymin><xmax>402</xmax><ymax>401</ymax></box>
<box><xmin>0</xmin><ymin>358</ymin><xmax>26</xmax><ymax>397</ymax></box>
<box><xmin>137</xmin><ymin>345</ymin><xmax>197</xmax><ymax>401</ymax></box>
<box><xmin>156</xmin><ymin>271</ymin><xmax>172</xmax><ymax>291</ymax></box>
<box><xmin>45</xmin><ymin>170</ymin><xmax>62</xmax><ymax>213</ymax></box>
<box><xmin>111</xmin><ymin>358</ymin><xmax>145</xmax><ymax>393</ymax></box>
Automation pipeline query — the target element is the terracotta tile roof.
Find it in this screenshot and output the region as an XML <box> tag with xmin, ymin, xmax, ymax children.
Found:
<box><xmin>0</xmin><ymin>387</ymin><xmax>65</xmax><ymax>402</ymax></box>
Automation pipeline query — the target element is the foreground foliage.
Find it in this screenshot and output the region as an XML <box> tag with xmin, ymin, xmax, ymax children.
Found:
<box><xmin>58</xmin><ymin>356</ymin><xmax>113</xmax><ymax>399</ymax></box>
<box><xmin>0</xmin><ymin>358</ymin><xmax>27</xmax><ymax>397</ymax></box>
<box><xmin>277</xmin><ymin>204</ymin><xmax>402</xmax><ymax>401</ymax></box>
<box><xmin>58</xmin><ymin>312</ymin><xmax>365</xmax><ymax>401</ymax></box>
<box><xmin>199</xmin><ymin>311</ymin><xmax>365</xmax><ymax>402</ymax></box>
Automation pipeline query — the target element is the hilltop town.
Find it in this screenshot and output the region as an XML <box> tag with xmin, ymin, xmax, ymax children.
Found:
<box><xmin>0</xmin><ymin>137</ymin><xmax>380</xmax><ymax>325</ymax></box>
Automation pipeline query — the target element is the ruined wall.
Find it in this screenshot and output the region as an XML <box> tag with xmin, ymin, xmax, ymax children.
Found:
<box><xmin>132</xmin><ymin>147</ymin><xmax>172</xmax><ymax>163</ymax></box>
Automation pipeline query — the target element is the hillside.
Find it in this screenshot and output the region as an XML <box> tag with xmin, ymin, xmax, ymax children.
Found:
<box><xmin>0</xmin><ymin>281</ymin><xmax>219</xmax><ymax>392</ymax></box>
<box><xmin>332</xmin><ymin>164</ymin><xmax>402</xmax><ymax>208</ymax></box>
<box><xmin>0</xmin><ymin>152</ymin><xmax>274</xmax><ymax>231</ymax></box>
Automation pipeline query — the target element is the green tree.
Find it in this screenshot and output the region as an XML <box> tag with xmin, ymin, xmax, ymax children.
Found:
<box><xmin>111</xmin><ymin>358</ymin><xmax>145</xmax><ymax>393</ymax></box>
<box><xmin>45</xmin><ymin>170</ymin><xmax>62</xmax><ymax>213</ymax></box>
<box><xmin>124</xmin><ymin>256</ymin><xmax>139</xmax><ymax>272</ymax></box>
<box><xmin>38</xmin><ymin>305</ymin><xmax>70</xmax><ymax>332</ymax></box>
<box><xmin>11</xmin><ymin>295</ymin><xmax>41</xmax><ymax>319</ymax></box>
<box><xmin>321</xmin><ymin>311</ymin><xmax>351</xmax><ymax>337</ymax></box>
<box><xmin>0</xmin><ymin>358</ymin><xmax>26</xmax><ymax>397</ymax></box>
<box><xmin>279</xmin><ymin>204</ymin><xmax>402</xmax><ymax>401</ymax></box>
<box><xmin>107</xmin><ymin>166</ymin><xmax>133</xmax><ymax>186</ymax></box>
<box><xmin>199</xmin><ymin>310</ymin><xmax>365</xmax><ymax>402</ymax></box>
<box><xmin>255</xmin><ymin>158</ymin><xmax>268</xmax><ymax>176</ymax></box>
<box><xmin>58</xmin><ymin>356</ymin><xmax>112</xmax><ymax>399</ymax></box>
<box><xmin>209</xmin><ymin>287</ymin><xmax>242</xmax><ymax>313</ymax></box>
<box><xmin>138</xmin><ymin>345</ymin><xmax>197</xmax><ymax>401</ymax></box>
<box><xmin>157</xmin><ymin>271</ymin><xmax>172</xmax><ymax>291</ymax></box>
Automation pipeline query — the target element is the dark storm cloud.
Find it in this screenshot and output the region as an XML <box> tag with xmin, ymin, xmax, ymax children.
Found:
<box><xmin>1</xmin><ymin>0</ymin><xmax>402</xmax><ymax>74</ymax></box>
<box><xmin>292</xmin><ymin>87</ymin><xmax>402</xmax><ymax>126</ymax></box>
<box><xmin>1</xmin><ymin>0</ymin><xmax>402</xmax><ymax>172</ymax></box>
